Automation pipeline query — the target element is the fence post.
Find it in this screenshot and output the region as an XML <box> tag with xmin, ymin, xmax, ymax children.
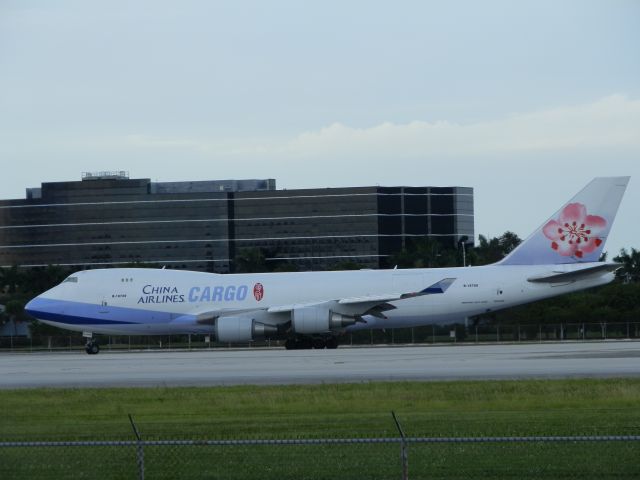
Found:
<box><xmin>539</xmin><ymin>324</ymin><xmax>542</xmax><ymax>343</ymax></box>
<box><xmin>627</xmin><ymin>322</ymin><xmax>630</xmax><ymax>339</ymax></box>
<box><xmin>129</xmin><ymin>414</ymin><xmax>145</xmax><ymax>480</ymax></box>
<box><xmin>391</xmin><ymin>411</ymin><xmax>408</xmax><ymax>480</ymax></box>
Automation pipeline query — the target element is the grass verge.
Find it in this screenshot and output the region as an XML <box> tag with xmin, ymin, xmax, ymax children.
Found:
<box><xmin>1</xmin><ymin>379</ymin><xmax>639</xmax><ymax>479</ymax></box>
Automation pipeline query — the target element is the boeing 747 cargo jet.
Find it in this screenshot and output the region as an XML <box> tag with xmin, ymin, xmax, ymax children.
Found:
<box><xmin>26</xmin><ymin>177</ymin><xmax>629</xmax><ymax>353</ymax></box>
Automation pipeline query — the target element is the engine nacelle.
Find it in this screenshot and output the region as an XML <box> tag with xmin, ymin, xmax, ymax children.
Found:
<box><xmin>291</xmin><ymin>307</ymin><xmax>356</xmax><ymax>334</ymax></box>
<box><xmin>216</xmin><ymin>316</ymin><xmax>278</xmax><ymax>343</ymax></box>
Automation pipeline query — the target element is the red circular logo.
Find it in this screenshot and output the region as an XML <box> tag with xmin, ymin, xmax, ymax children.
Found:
<box><xmin>253</xmin><ymin>283</ymin><xmax>264</xmax><ymax>301</ymax></box>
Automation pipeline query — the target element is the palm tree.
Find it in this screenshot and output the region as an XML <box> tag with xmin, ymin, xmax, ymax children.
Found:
<box><xmin>0</xmin><ymin>265</ymin><xmax>23</xmax><ymax>294</ymax></box>
<box><xmin>613</xmin><ymin>248</ymin><xmax>640</xmax><ymax>283</ymax></box>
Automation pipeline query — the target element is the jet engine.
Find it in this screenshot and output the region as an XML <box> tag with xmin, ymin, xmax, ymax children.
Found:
<box><xmin>292</xmin><ymin>307</ymin><xmax>356</xmax><ymax>334</ymax></box>
<box><xmin>216</xmin><ymin>316</ymin><xmax>278</xmax><ymax>343</ymax></box>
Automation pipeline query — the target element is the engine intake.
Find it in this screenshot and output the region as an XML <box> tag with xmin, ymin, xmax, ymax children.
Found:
<box><xmin>216</xmin><ymin>316</ymin><xmax>278</xmax><ymax>343</ymax></box>
<box><xmin>292</xmin><ymin>307</ymin><xmax>356</xmax><ymax>334</ymax></box>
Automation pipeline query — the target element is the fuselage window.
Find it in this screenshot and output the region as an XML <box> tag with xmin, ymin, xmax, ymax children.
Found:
<box><xmin>62</xmin><ymin>277</ymin><xmax>78</xmax><ymax>283</ymax></box>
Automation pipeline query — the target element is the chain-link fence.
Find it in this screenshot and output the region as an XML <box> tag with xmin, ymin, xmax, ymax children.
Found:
<box><xmin>2</xmin><ymin>411</ymin><xmax>639</xmax><ymax>480</ymax></box>
<box><xmin>2</xmin><ymin>435</ymin><xmax>639</xmax><ymax>479</ymax></box>
<box><xmin>1</xmin><ymin>321</ymin><xmax>640</xmax><ymax>352</ymax></box>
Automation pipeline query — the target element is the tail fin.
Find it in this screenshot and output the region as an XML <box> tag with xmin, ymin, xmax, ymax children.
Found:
<box><xmin>499</xmin><ymin>177</ymin><xmax>630</xmax><ymax>265</ymax></box>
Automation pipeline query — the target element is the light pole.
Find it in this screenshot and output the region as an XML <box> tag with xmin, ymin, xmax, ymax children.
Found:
<box><xmin>458</xmin><ymin>236</ymin><xmax>468</xmax><ymax>267</ymax></box>
<box><xmin>461</xmin><ymin>241</ymin><xmax>466</xmax><ymax>267</ymax></box>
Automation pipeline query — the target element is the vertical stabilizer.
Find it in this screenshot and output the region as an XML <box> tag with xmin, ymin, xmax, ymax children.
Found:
<box><xmin>499</xmin><ymin>177</ymin><xmax>629</xmax><ymax>265</ymax></box>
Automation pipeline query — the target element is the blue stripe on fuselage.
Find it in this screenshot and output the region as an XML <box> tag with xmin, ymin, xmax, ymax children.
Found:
<box><xmin>24</xmin><ymin>297</ymin><xmax>176</xmax><ymax>326</ymax></box>
<box><xmin>27</xmin><ymin>310</ymin><xmax>137</xmax><ymax>325</ymax></box>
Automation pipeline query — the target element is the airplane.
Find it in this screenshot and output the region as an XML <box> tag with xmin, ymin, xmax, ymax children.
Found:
<box><xmin>25</xmin><ymin>177</ymin><xmax>629</xmax><ymax>354</ymax></box>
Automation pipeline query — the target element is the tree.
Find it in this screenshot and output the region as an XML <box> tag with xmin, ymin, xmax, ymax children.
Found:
<box><xmin>468</xmin><ymin>231</ymin><xmax>522</xmax><ymax>266</ymax></box>
<box><xmin>22</xmin><ymin>265</ymin><xmax>71</xmax><ymax>295</ymax></box>
<box><xmin>271</xmin><ymin>262</ymin><xmax>300</xmax><ymax>272</ymax></box>
<box><xmin>234</xmin><ymin>248</ymin><xmax>269</xmax><ymax>273</ymax></box>
<box><xmin>0</xmin><ymin>265</ymin><xmax>23</xmax><ymax>294</ymax></box>
<box><xmin>330</xmin><ymin>261</ymin><xmax>362</xmax><ymax>271</ymax></box>
<box><xmin>469</xmin><ymin>235</ymin><xmax>503</xmax><ymax>265</ymax></box>
<box><xmin>390</xmin><ymin>238</ymin><xmax>457</xmax><ymax>269</ymax></box>
<box><xmin>499</xmin><ymin>231</ymin><xmax>522</xmax><ymax>255</ymax></box>
<box><xmin>613</xmin><ymin>248</ymin><xmax>640</xmax><ymax>283</ymax></box>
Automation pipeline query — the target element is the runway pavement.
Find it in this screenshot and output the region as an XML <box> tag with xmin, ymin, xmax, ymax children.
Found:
<box><xmin>1</xmin><ymin>341</ymin><xmax>640</xmax><ymax>389</ymax></box>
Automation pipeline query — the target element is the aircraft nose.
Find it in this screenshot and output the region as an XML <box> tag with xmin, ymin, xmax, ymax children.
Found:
<box><xmin>24</xmin><ymin>296</ymin><xmax>55</xmax><ymax>319</ymax></box>
<box><xmin>24</xmin><ymin>297</ymin><xmax>40</xmax><ymax>318</ymax></box>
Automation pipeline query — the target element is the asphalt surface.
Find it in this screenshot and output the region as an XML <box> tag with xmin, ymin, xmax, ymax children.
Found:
<box><xmin>1</xmin><ymin>342</ymin><xmax>640</xmax><ymax>389</ymax></box>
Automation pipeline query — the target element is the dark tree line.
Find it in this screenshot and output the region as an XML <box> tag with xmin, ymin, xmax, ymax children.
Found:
<box><xmin>389</xmin><ymin>231</ymin><xmax>522</xmax><ymax>268</ymax></box>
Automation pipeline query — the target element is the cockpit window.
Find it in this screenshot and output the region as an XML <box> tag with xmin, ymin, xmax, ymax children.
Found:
<box><xmin>62</xmin><ymin>276</ymin><xmax>78</xmax><ymax>283</ymax></box>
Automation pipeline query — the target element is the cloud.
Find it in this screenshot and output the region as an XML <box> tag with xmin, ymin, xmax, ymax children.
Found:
<box><xmin>52</xmin><ymin>94</ymin><xmax>638</xmax><ymax>164</ymax></box>
<box><xmin>237</xmin><ymin>94</ymin><xmax>640</xmax><ymax>160</ymax></box>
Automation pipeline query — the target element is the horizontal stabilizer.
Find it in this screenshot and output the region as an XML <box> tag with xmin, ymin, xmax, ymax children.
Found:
<box><xmin>527</xmin><ymin>263</ymin><xmax>621</xmax><ymax>283</ymax></box>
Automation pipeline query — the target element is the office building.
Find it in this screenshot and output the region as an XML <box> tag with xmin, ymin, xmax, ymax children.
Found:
<box><xmin>0</xmin><ymin>172</ymin><xmax>473</xmax><ymax>272</ymax></box>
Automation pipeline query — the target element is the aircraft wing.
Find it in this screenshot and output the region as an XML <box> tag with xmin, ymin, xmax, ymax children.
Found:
<box><xmin>268</xmin><ymin>277</ymin><xmax>456</xmax><ymax>314</ymax></box>
<box><xmin>338</xmin><ymin>278</ymin><xmax>457</xmax><ymax>304</ymax></box>
<box><xmin>191</xmin><ymin>278</ymin><xmax>456</xmax><ymax>324</ymax></box>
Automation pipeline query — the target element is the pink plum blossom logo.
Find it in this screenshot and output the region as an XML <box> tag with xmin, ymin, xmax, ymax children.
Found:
<box><xmin>253</xmin><ymin>283</ymin><xmax>264</xmax><ymax>301</ymax></box>
<box><xmin>542</xmin><ymin>203</ymin><xmax>607</xmax><ymax>258</ymax></box>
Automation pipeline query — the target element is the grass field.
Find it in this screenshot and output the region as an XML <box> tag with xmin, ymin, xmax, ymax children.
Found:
<box><xmin>1</xmin><ymin>379</ymin><xmax>640</xmax><ymax>479</ymax></box>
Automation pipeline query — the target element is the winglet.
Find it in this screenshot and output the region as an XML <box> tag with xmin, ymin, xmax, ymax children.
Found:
<box><xmin>400</xmin><ymin>278</ymin><xmax>456</xmax><ymax>299</ymax></box>
<box><xmin>421</xmin><ymin>278</ymin><xmax>456</xmax><ymax>294</ymax></box>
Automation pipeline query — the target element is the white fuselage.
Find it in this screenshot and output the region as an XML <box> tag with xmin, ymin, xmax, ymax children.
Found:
<box><xmin>26</xmin><ymin>264</ymin><xmax>613</xmax><ymax>336</ymax></box>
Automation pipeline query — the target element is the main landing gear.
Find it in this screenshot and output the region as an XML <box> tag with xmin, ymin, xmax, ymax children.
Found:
<box><xmin>85</xmin><ymin>339</ymin><xmax>100</xmax><ymax>355</ymax></box>
<box><xmin>285</xmin><ymin>336</ymin><xmax>339</xmax><ymax>350</ymax></box>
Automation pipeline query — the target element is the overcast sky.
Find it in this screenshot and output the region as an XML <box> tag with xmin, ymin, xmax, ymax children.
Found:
<box><xmin>1</xmin><ymin>1</ymin><xmax>639</xmax><ymax>256</ymax></box>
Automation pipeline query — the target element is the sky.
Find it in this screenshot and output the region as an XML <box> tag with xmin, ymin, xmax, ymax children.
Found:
<box><xmin>1</xmin><ymin>0</ymin><xmax>639</xmax><ymax>256</ymax></box>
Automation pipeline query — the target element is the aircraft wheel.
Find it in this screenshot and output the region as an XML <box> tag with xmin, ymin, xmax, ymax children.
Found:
<box><xmin>85</xmin><ymin>342</ymin><xmax>100</xmax><ymax>355</ymax></box>
<box><xmin>299</xmin><ymin>338</ymin><xmax>313</xmax><ymax>349</ymax></box>
<box><xmin>285</xmin><ymin>338</ymin><xmax>315</xmax><ymax>350</ymax></box>
<box><xmin>325</xmin><ymin>337</ymin><xmax>338</xmax><ymax>349</ymax></box>
<box><xmin>312</xmin><ymin>338</ymin><xmax>326</xmax><ymax>349</ymax></box>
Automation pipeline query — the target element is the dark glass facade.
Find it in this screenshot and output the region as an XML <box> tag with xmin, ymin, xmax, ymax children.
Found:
<box><xmin>0</xmin><ymin>176</ymin><xmax>473</xmax><ymax>272</ymax></box>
